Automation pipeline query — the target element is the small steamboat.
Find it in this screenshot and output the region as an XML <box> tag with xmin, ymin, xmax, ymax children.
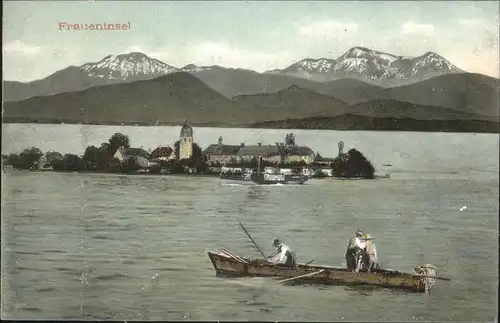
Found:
<box><xmin>250</xmin><ymin>171</ymin><xmax>309</xmax><ymax>185</ymax></box>
<box><xmin>220</xmin><ymin>165</ymin><xmax>309</xmax><ymax>185</ymax></box>
<box><xmin>250</xmin><ymin>162</ymin><xmax>309</xmax><ymax>185</ymax></box>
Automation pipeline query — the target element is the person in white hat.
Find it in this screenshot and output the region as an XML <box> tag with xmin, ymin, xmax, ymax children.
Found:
<box><xmin>267</xmin><ymin>238</ymin><xmax>296</xmax><ymax>266</ymax></box>
<box><xmin>345</xmin><ymin>229</ymin><xmax>366</xmax><ymax>271</ymax></box>
<box><xmin>362</xmin><ymin>233</ymin><xmax>380</xmax><ymax>272</ymax></box>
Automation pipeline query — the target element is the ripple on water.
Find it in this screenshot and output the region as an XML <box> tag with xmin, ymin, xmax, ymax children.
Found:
<box><xmin>93</xmin><ymin>273</ymin><xmax>130</xmax><ymax>281</ymax></box>
<box><xmin>17</xmin><ymin>267</ymin><xmax>48</xmax><ymax>273</ymax></box>
<box><xmin>36</xmin><ymin>286</ymin><xmax>57</xmax><ymax>292</ymax></box>
<box><xmin>92</xmin><ymin>235</ymin><xmax>114</xmax><ymax>240</ymax></box>
<box><xmin>43</xmin><ymin>249</ymin><xmax>64</xmax><ymax>253</ymax></box>
<box><xmin>15</xmin><ymin>251</ymin><xmax>40</xmax><ymax>255</ymax></box>
<box><xmin>54</xmin><ymin>267</ymin><xmax>81</xmax><ymax>275</ymax></box>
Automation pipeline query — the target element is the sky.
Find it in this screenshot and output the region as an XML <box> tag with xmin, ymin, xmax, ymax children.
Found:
<box><xmin>3</xmin><ymin>1</ymin><xmax>499</xmax><ymax>82</ymax></box>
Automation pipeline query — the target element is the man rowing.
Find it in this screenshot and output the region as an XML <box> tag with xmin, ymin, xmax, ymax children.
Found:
<box><xmin>345</xmin><ymin>229</ymin><xmax>366</xmax><ymax>272</ymax></box>
<box><xmin>267</xmin><ymin>238</ymin><xmax>297</xmax><ymax>266</ymax></box>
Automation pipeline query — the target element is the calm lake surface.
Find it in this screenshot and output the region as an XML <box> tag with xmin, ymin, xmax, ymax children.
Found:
<box><xmin>1</xmin><ymin>124</ymin><xmax>499</xmax><ymax>321</ymax></box>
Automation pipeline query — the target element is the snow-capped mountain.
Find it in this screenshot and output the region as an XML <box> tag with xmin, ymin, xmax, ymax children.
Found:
<box><xmin>267</xmin><ymin>47</ymin><xmax>463</xmax><ymax>82</ymax></box>
<box><xmin>80</xmin><ymin>52</ymin><xmax>179</xmax><ymax>81</ymax></box>
<box><xmin>411</xmin><ymin>52</ymin><xmax>462</xmax><ymax>77</ymax></box>
<box><xmin>268</xmin><ymin>58</ymin><xmax>336</xmax><ymax>77</ymax></box>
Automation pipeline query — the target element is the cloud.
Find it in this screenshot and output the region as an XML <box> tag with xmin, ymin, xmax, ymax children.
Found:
<box><xmin>457</xmin><ymin>17</ymin><xmax>496</xmax><ymax>28</ymax></box>
<box><xmin>447</xmin><ymin>45</ymin><xmax>499</xmax><ymax>78</ymax></box>
<box><xmin>297</xmin><ymin>20</ymin><xmax>359</xmax><ymax>38</ymax></box>
<box><xmin>400</xmin><ymin>22</ymin><xmax>435</xmax><ymax>36</ymax></box>
<box><xmin>186</xmin><ymin>41</ymin><xmax>294</xmax><ymax>72</ymax></box>
<box><xmin>458</xmin><ymin>19</ymin><xmax>479</xmax><ymax>26</ymax></box>
<box><xmin>457</xmin><ymin>17</ymin><xmax>499</xmax><ymax>41</ymax></box>
<box><xmin>3</xmin><ymin>40</ymin><xmax>42</xmax><ymax>56</ymax></box>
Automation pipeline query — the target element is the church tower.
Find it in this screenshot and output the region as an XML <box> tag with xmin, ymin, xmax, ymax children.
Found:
<box><xmin>179</xmin><ymin>120</ymin><xmax>193</xmax><ymax>159</ymax></box>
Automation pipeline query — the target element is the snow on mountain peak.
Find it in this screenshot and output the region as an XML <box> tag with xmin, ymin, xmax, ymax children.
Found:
<box><xmin>80</xmin><ymin>52</ymin><xmax>179</xmax><ymax>80</ymax></box>
<box><xmin>411</xmin><ymin>51</ymin><xmax>461</xmax><ymax>75</ymax></box>
<box><xmin>268</xmin><ymin>47</ymin><xmax>463</xmax><ymax>81</ymax></box>
<box><xmin>283</xmin><ymin>58</ymin><xmax>335</xmax><ymax>75</ymax></box>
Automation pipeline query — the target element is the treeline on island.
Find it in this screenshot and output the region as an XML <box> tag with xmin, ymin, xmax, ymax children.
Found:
<box><xmin>330</xmin><ymin>149</ymin><xmax>375</xmax><ymax>179</ymax></box>
<box><xmin>2</xmin><ymin>133</ymin><xmax>208</xmax><ymax>174</ymax></box>
<box><xmin>3</xmin><ymin>133</ymin><xmax>377</xmax><ymax>179</ymax></box>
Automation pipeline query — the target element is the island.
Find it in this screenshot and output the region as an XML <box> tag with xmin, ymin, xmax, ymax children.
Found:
<box><xmin>3</xmin><ymin>122</ymin><xmax>379</xmax><ymax>180</ymax></box>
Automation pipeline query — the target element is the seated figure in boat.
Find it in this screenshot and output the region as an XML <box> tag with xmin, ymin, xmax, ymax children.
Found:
<box><xmin>345</xmin><ymin>229</ymin><xmax>366</xmax><ymax>272</ymax></box>
<box><xmin>362</xmin><ymin>233</ymin><xmax>381</xmax><ymax>272</ymax></box>
<box><xmin>267</xmin><ymin>238</ymin><xmax>296</xmax><ymax>267</ymax></box>
<box><xmin>411</xmin><ymin>264</ymin><xmax>437</xmax><ymax>294</ymax></box>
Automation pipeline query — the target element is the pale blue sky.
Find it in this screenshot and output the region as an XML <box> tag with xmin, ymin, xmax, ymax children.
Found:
<box><xmin>3</xmin><ymin>1</ymin><xmax>499</xmax><ymax>81</ymax></box>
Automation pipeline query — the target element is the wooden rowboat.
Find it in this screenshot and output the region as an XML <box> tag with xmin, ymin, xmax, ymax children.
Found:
<box><xmin>208</xmin><ymin>248</ymin><xmax>442</xmax><ymax>293</ymax></box>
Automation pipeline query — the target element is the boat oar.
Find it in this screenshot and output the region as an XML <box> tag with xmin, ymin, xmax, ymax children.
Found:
<box><xmin>238</xmin><ymin>222</ymin><xmax>267</xmax><ymax>260</ymax></box>
<box><xmin>277</xmin><ymin>269</ymin><xmax>325</xmax><ymax>284</ymax></box>
<box><xmin>304</xmin><ymin>260</ymin><xmax>314</xmax><ymax>266</ymax></box>
<box><xmin>386</xmin><ymin>269</ymin><xmax>451</xmax><ymax>281</ymax></box>
<box><xmin>416</xmin><ymin>275</ymin><xmax>451</xmax><ymax>281</ymax></box>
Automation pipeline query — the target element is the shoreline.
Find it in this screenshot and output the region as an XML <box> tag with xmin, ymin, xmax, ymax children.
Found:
<box><xmin>4</xmin><ymin>168</ymin><xmax>388</xmax><ymax>180</ymax></box>
<box><xmin>3</xmin><ymin>120</ymin><xmax>499</xmax><ymax>134</ymax></box>
<box><xmin>4</xmin><ymin>168</ymin><xmax>222</xmax><ymax>177</ymax></box>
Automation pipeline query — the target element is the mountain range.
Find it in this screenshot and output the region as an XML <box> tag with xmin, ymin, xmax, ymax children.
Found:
<box><xmin>2</xmin><ymin>46</ymin><xmax>499</xmax><ymax>132</ymax></box>
<box><xmin>3</xmin><ymin>46</ymin><xmax>472</xmax><ymax>102</ymax></box>
<box><xmin>266</xmin><ymin>47</ymin><xmax>463</xmax><ymax>83</ymax></box>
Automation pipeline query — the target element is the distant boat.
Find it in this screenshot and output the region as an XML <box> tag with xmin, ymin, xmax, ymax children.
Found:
<box><xmin>382</xmin><ymin>164</ymin><xmax>393</xmax><ymax>167</ymax></box>
<box><xmin>250</xmin><ymin>172</ymin><xmax>309</xmax><ymax>185</ymax></box>
<box><xmin>220</xmin><ymin>166</ymin><xmax>309</xmax><ymax>185</ymax></box>
<box><xmin>253</xmin><ymin>159</ymin><xmax>310</xmax><ymax>185</ymax></box>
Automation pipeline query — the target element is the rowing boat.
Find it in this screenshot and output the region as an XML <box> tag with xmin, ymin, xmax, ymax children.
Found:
<box><xmin>208</xmin><ymin>248</ymin><xmax>441</xmax><ymax>293</ymax></box>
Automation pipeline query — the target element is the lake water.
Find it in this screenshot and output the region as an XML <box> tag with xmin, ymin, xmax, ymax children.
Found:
<box><xmin>2</xmin><ymin>123</ymin><xmax>499</xmax><ymax>174</ymax></box>
<box><xmin>1</xmin><ymin>124</ymin><xmax>499</xmax><ymax>321</ymax></box>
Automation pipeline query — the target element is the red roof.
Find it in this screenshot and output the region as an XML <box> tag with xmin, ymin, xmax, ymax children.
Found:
<box><xmin>150</xmin><ymin>146</ymin><xmax>173</xmax><ymax>159</ymax></box>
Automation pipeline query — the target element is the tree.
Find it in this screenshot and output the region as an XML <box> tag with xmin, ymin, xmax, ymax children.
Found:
<box><xmin>165</xmin><ymin>159</ymin><xmax>188</xmax><ymax>174</ymax></box>
<box><xmin>107</xmin><ymin>133</ymin><xmax>130</xmax><ymax>154</ymax></box>
<box><xmin>105</xmin><ymin>158</ymin><xmax>123</xmax><ymax>173</ymax></box>
<box><xmin>52</xmin><ymin>154</ymin><xmax>85</xmax><ymax>171</ymax></box>
<box><xmin>45</xmin><ymin>151</ymin><xmax>63</xmax><ymax>164</ymax></box>
<box><xmin>82</xmin><ymin>145</ymin><xmax>108</xmax><ymax>170</ymax></box>
<box><xmin>12</xmin><ymin>147</ymin><xmax>43</xmax><ymax>169</ymax></box>
<box><xmin>100</xmin><ymin>142</ymin><xmax>111</xmax><ymax>154</ymax></box>
<box><xmin>331</xmin><ymin>148</ymin><xmax>375</xmax><ymax>179</ymax></box>
<box><xmin>285</xmin><ymin>133</ymin><xmax>296</xmax><ymax>147</ymax></box>
<box><xmin>331</xmin><ymin>157</ymin><xmax>347</xmax><ymax>177</ymax></box>
<box><xmin>174</xmin><ymin>140</ymin><xmax>180</xmax><ymax>158</ymax></box>
<box><xmin>121</xmin><ymin>156</ymin><xmax>142</xmax><ymax>173</ymax></box>
<box><xmin>3</xmin><ymin>154</ymin><xmax>19</xmax><ymax>166</ymax></box>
